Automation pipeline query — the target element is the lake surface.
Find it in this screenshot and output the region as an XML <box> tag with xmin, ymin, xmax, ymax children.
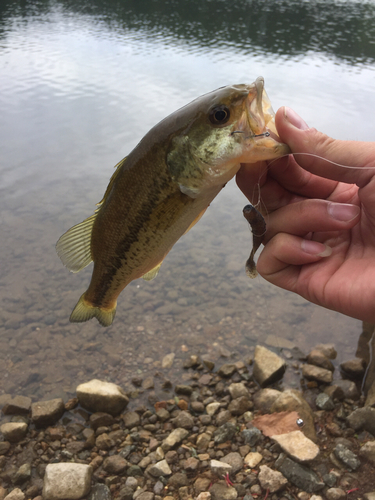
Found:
<box><xmin>1</xmin><ymin>0</ymin><xmax>375</xmax><ymax>402</ymax></box>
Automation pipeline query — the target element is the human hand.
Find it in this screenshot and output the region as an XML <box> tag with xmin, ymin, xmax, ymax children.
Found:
<box><xmin>236</xmin><ymin>106</ymin><xmax>375</xmax><ymax>323</ymax></box>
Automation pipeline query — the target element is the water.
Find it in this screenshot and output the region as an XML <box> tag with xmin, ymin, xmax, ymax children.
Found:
<box><xmin>1</xmin><ymin>0</ymin><xmax>374</xmax><ymax>401</ymax></box>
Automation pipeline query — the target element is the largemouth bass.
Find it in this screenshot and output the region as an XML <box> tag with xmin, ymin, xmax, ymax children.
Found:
<box><xmin>56</xmin><ymin>77</ymin><xmax>289</xmax><ymax>326</ymax></box>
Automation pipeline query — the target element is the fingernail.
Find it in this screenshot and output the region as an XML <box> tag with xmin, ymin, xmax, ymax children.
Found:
<box><xmin>328</xmin><ymin>202</ymin><xmax>360</xmax><ymax>222</ymax></box>
<box><xmin>301</xmin><ymin>240</ymin><xmax>332</xmax><ymax>257</ymax></box>
<box><xmin>284</xmin><ymin>106</ymin><xmax>309</xmax><ymax>130</ymax></box>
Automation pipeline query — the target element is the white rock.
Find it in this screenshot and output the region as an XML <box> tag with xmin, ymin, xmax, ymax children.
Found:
<box><xmin>253</xmin><ymin>346</ymin><xmax>286</xmax><ymax>387</ymax></box>
<box><xmin>210</xmin><ymin>459</ymin><xmax>232</xmax><ymax>476</ymax></box>
<box><xmin>148</xmin><ymin>459</ymin><xmax>172</xmax><ymax>477</ymax></box>
<box><xmin>162</xmin><ymin>353</ymin><xmax>175</xmax><ymax>368</ymax></box>
<box><xmin>76</xmin><ymin>379</ymin><xmax>128</xmax><ymax>416</ymax></box>
<box><xmin>272</xmin><ymin>430</ymin><xmax>320</xmax><ymax>462</ymax></box>
<box><xmin>0</xmin><ymin>422</ymin><xmax>28</xmax><ymax>443</ymax></box>
<box><xmin>244</xmin><ymin>452</ymin><xmax>263</xmax><ymax>468</ymax></box>
<box><xmin>258</xmin><ymin>465</ymin><xmax>288</xmax><ymax>493</ymax></box>
<box><xmin>43</xmin><ymin>463</ymin><xmax>92</xmax><ymax>500</ymax></box>
<box><xmin>206</xmin><ymin>402</ymin><xmax>221</xmax><ymax>416</ymax></box>
<box><xmin>196</xmin><ymin>492</ymin><xmax>211</xmax><ymax>500</ymax></box>
<box><xmin>4</xmin><ymin>489</ymin><xmax>25</xmax><ymax>500</ymax></box>
<box><xmin>228</xmin><ymin>383</ymin><xmax>249</xmax><ymax>399</ymax></box>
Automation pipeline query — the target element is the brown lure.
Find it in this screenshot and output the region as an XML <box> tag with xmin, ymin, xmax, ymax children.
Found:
<box><xmin>243</xmin><ymin>204</ymin><xmax>266</xmax><ymax>278</ymax></box>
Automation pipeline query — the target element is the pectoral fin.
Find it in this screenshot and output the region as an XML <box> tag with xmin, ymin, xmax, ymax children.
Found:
<box><xmin>183</xmin><ymin>208</ymin><xmax>207</xmax><ymax>235</ymax></box>
<box><xmin>142</xmin><ymin>262</ymin><xmax>163</xmax><ymax>281</ymax></box>
<box><xmin>243</xmin><ymin>204</ymin><xmax>266</xmax><ymax>278</ymax></box>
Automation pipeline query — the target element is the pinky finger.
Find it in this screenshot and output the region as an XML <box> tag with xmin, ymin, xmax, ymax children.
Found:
<box><xmin>257</xmin><ymin>233</ymin><xmax>331</xmax><ymax>291</ymax></box>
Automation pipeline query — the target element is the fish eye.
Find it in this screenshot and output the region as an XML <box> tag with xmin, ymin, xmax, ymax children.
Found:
<box><xmin>209</xmin><ymin>106</ymin><xmax>230</xmax><ymax>125</ymax></box>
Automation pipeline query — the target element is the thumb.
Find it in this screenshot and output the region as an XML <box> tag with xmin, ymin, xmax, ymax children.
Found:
<box><xmin>275</xmin><ymin>107</ymin><xmax>375</xmax><ymax>188</ymax></box>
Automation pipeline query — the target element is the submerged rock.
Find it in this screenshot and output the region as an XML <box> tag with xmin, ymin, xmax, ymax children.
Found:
<box><xmin>76</xmin><ymin>379</ymin><xmax>129</xmax><ymax>416</ymax></box>
<box><xmin>0</xmin><ymin>422</ymin><xmax>28</xmax><ymax>443</ymax></box>
<box><xmin>31</xmin><ymin>398</ymin><xmax>65</xmax><ymax>427</ymax></box>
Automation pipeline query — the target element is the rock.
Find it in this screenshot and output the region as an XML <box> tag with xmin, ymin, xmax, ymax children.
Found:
<box><xmin>346</xmin><ymin>407</ymin><xmax>375</xmax><ymax>436</ymax></box>
<box><xmin>258</xmin><ymin>465</ymin><xmax>288</xmax><ymax>493</ymax></box>
<box><xmin>174</xmin><ymin>411</ymin><xmax>194</xmax><ymax>429</ymax></box>
<box><xmin>302</xmin><ymin>364</ymin><xmax>333</xmax><ymax>384</ymax></box>
<box><xmin>14</xmin><ymin>463</ymin><xmax>31</xmax><ymax>485</ymax></box>
<box><xmin>206</xmin><ymin>402</ymin><xmax>221</xmax><ymax>416</ymax></box>
<box><xmin>87</xmin><ymin>484</ymin><xmax>111</xmax><ymax>500</ymax></box>
<box><xmin>340</xmin><ymin>357</ymin><xmax>366</xmax><ymax>379</ymax></box>
<box><xmin>324</xmin><ymin>385</ymin><xmax>345</xmax><ymax>401</ymax></box>
<box><xmin>161</xmin><ymin>428</ymin><xmax>189</xmax><ymax>451</ymax></box>
<box><xmin>271</xmin><ymin>431</ymin><xmax>319</xmax><ymax>462</ymax></box>
<box><xmin>162</xmin><ymin>353</ymin><xmax>175</xmax><ymax>368</ymax></box>
<box><xmin>325</xmin><ymin>488</ymin><xmax>347</xmax><ymax>500</ymax></box>
<box><xmin>244</xmin><ymin>452</ymin><xmax>263</xmax><ymax>468</ymax></box>
<box><xmin>168</xmin><ymin>473</ymin><xmax>188</xmax><ymax>488</ymax></box>
<box><xmin>333</xmin><ymin>380</ymin><xmax>359</xmax><ymax>400</ymax></box>
<box><xmin>76</xmin><ymin>379</ymin><xmax>128</xmax><ymax>416</ymax></box>
<box><xmin>196</xmin><ymin>432</ymin><xmax>211</xmax><ymax>450</ymax></box>
<box><xmin>156</xmin><ymin>408</ymin><xmax>170</xmax><ymax>422</ymax></box>
<box><xmin>196</xmin><ymin>493</ymin><xmax>211</xmax><ymax>500</ymax></box>
<box><xmin>359</xmin><ymin>441</ymin><xmax>375</xmax><ymax>465</ymax></box>
<box><xmin>90</xmin><ymin>413</ymin><xmax>115</xmax><ymax>430</ymax></box>
<box><xmin>122</xmin><ymin>411</ymin><xmax>140</xmax><ymax>428</ymax></box>
<box><xmin>217</xmin><ymin>364</ymin><xmax>237</xmax><ymax>377</ymax></box>
<box><xmin>136</xmin><ymin>493</ymin><xmax>154</xmax><ymax>500</ymax></box>
<box><xmin>253</xmin><ymin>346</ymin><xmax>286</xmax><ymax>387</ymax></box>
<box><xmin>31</xmin><ymin>399</ymin><xmax>65</xmax><ymax>427</ymax></box>
<box><xmin>0</xmin><ymin>486</ymin><xmax>6</xmax><ymax>500</ymax></box>
<box><xmin>216</xmin><ymin>410</ymin><xmax>231</xmax><ymax>426</ymax></box>
<box><xmin>148</xmin><ymin>460</ymin><xmax>172</xmax><ymax>477</ymax></box>
<box><xmin>333</xmin><ymin>443</ymin><xmax>360</xmax><ymax>471</ymax></box>
<box><xmin>209</xmin><ymin>482</ymin><xmax>237</xmax><ymax>500</ymax></box>
<box><xmin>191</xmin><ymin>401</ymin><xmax>205</xmax><ymax>413</ymax></box>
<box><xmin>213</xmin><ymin>422</ymin><xmax>237</xmax><ymax>444</ymax></box>
<box><xmin>315</xmin><ymin>393</ymin><xmax>335</xmax><ymax>411</ymax></box>
<box><xmin>0</xmin><ymin>423</ymin><xmax>28</xmax><ymax>443</ymax></box>
<box><xmin>242</xmin><ymin>427</ymin><xmax>262</xmax><ymax>446</ymax></box>
<box><xmin>228</xmin><ymin>396</ymin><xmax>253</xmax><ymax>416</ymax></box>
<box><xmin>220</xmin><ymin>452</ymin><xmax>243</xmax><ymax>474</ymax></box>
<box><xmin>210</xmin><ymin>459</ymin><xmax>232</xmax><ymax>476</ymax></box>
<box><xmin>0</xmin><ymin>442</ymin><xmax>10</xmax><ymax>455</ymax></box>
<box><xmin>253</xmin><ymin>389</ymin><xmax>281</xmax><ymax>412</ymax></box>
<box><xmin>184</xmin><ymin>457</ymin><xmax>199</xmax><ymax>471</ymax></box>
<box><xmin>2</xmin><ymin>396</ymin><xmax>32</xmax><ymax>415</ymax></box>
<box><xmin>142</xmin><ymin>377</ymin><xmax>154</xmax><ymax>390</ymax></box>
<box><xmin>43</xmin><ymin>463</ymin><xmax>92</xmax><ymax>500</ymax></box>
<box><xmin>306</xmin><ymin>350</ymin><xmax>334</xmax><ymax>371</ymax></box>
<box><xmin>270</xmin><ymin>389</ymin><xmax>316</xmax><ymax>442</ymax></box>
<box><xmin>365</xmin><ymin>381</ymin><xmax>375</xmax><ymax>407</ymax></box>
<box><xmin>95</xmin><ymin>433</ymin><xmax>114</xmax><ymax>451</ymax></box>
<box><xmin>364</xmin><ymin>493</ymin><xmax>375</xmax><ymax>500</ymax></box>
<box><xmin>4</xmin><ymin>489</ymin><xmax>25</xmax><ymax>500</ymax></box>
<box><xmin>314</xmin><ymin>344</ymin><xmax>337</xmax><ymax>359</ymax></box>
<box><xmin>228</xmin><ymin>383</ymin><xmax>249</xmax><ymax>399</ymax></box>
<box><xmin>275</xmin><ymin>454</ymin><xmax>324</xmax><ymax>493</ymax></box>
<box><xmin>102</xmin><ymin>455</ymin><xmax>128</xmax><ymax>474</ymax></box>
<box><xmin>194</xmin><ymin>477</ymin><xmax>212</xmax><ymax>494</ymax></box>
<box><xmin>174</xmin><ymin>385</ymin><xmax>192</xmax><ymax>396</ymax></box>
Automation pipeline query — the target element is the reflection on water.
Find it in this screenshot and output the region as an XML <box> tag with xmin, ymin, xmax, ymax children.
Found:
<box><xmin>0</xmin><ymin>0</ymin><xmax>374</xmax><ymax>401</ymax></box>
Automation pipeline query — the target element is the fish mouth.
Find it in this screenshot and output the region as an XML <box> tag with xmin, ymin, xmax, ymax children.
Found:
<box><xmin>236</xmin><ymin>77</ymin><xmax>291</xmax><ymax>162</ymax></box>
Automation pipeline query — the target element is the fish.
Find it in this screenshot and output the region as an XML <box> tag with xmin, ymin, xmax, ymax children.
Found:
<box><xmin>56</xmin><ymin>76</ymin><xmax>290</xmax><ymax>327</ymax></box>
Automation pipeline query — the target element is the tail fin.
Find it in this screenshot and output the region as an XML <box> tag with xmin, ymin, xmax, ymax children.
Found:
<box><xmin>70</xmin><ymin>293</ymin><xmax>116</xmax><ymax>327</ymax></box>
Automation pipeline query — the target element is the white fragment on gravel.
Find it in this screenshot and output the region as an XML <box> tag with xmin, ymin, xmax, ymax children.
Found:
<box><xmin>244</xmin><ymin>451</ymin><xmax>263</xmax><ymax>468</ymax></box>
<box><xmin>42</xmin><ymin>463</ymin><xmax>93</xmax><ymax>500</ymax></box>
<box><xmin>271</xmin><ymin>430</ymin><xmax>320</xmax><ymax>462</ymax></box>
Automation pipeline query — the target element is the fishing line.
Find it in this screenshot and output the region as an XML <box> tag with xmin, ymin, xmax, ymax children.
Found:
<box><xmin>268</xmin><ymin>152</ymin><xmax>375</xmax><ymax>170</ymax></box>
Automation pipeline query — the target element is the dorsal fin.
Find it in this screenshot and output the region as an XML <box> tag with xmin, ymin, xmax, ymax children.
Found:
<box><xmin>96</xmin><ymin>157</ymin><xmax>126</xmax><ymax>209</ymax></box>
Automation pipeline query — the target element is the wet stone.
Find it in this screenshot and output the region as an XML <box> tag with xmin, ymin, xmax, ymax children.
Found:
<box><xmin>228</xmin><ymin>396</ymin><xmax>253</xmax><ymax>416</ymax></box>
<box><xmin>228</xmin><ymin>383</ymin><xmax>249</xmax><ymax>399</ymax></box>
<box><xmin>333</xmin><ymin>444</ymin><xmax>360</xmax><ymax>471</ymax></box>
<box><xmin>123</xmin><ymin>411</ymin><xmax>140</xmax><ymax>428</ymax></box>
<box><xmin>174</xmin><ymin>385</ymin><xmax>193</xmax><ymax>396</ymax></box>
<box><xmin>2</xmin><ymin>396</ymin><xmax>32</xmax><ymax>415</ymax></box>
<box><xmin>96</xmin><ymin>433</ymin><xmax>114</xmax><ymax>451</ymax></box>
<box><xmin>89</xmin><ymin>412</ymin><xmax>115</xmax><ymax>430</ymax></box>
<box><xmin>315</xmin><ymin>393</ymin><xmax>335</xmax><ymax>411</ymax></box>
<box><xmin>253</xmin><ymin>389</ymin><xmax>281</xmax><ymax>412</ymax></box>
<box><xmin>31</xmin><ymin>399</ymin><xmax>65</xmax><ymax>428</ymax></box>
<box><xmin>346</xmin><ymin>407</ymin><xmax>375</xmax><ymax>436</ymax></box>
<box><xmin>14</xmin><ymin>463</ymin><xmax>32</xmax><ymax>485</ymax></box>
<box><xmin>340</xmin><ymin>357</ymin><xmax>367</xmax><ymax>379</ymax></box>
<box><xmin>217</xmin><ymin>364</ymin><xmax>237</xmax><ymax>378</ymax></box>
<box><xmin>306</xmin><ymin>350</ymin><xmax>334</xmax><ymax>371</ymax></box>
<box><xmin>0</xmin><ymin>423</ymin><xmax>28</xmax><ymax>443</ymax></box>
<box><xmin>302</xmin><ymin>364</ymin><xmax>333</xmax><ymax>384</ymax></box>
<box><xmin>76</xmin><ymin>379</ymin><xmax>129</xmax><ymax>416</ymax></box>
<box><xmin>315</xmin><ymin>344</ymin><xmax>337</xmax><ymax>359</ymax></box>
<box><xmin>332</xmin><ymin>380</ymin><xmax>359</xmax><ymax>400</ymax></box>
<box><xmin>253</xmin><ymin>346</ymin><xmax>286</xmax><ymax>387</ymax></box>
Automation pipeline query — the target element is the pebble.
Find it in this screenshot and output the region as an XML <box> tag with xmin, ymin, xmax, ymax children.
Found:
<box><xmin>228</xmin><ymin>383</ymin><xmax>249</xmax><ymax>399</ymax></box>
<box><xmin>315</xmin><ymin>393</ymin><xmax>335</xmax><ymax>411</ymax></box>
<box><xmin>271</xmin><ymin>430</ymin><xmax>320</xmax><ymax>462</ymax></box>
<box><xmin>244</xmin><ymin>452</ymin><xmax>263</xmax><ymax>468</ymax></box>
<box><xmin>31</xmin><ymin>398</ymin><xmax>65</xmax><ymax>427</ymax></box>
<box><xmin>174</xmin><ymin>411</ymin><xmax>194</xmax><ymax>429</ymax></box>
<box><xmin>210</xmin><ymin>459</ymin><xmax>232</xmax><ymax>476</ymax></box>
<box><xmin>359</xmin><ymin>440</ymin><xmax>375</xmax><ymax>465</ymax></box>
<box><xmin>87</xmin><ymin>484</ymin><xmax>111</xmax><ymax>500</ymax></box>
<box><xmin>346</xmin><ymin>406</ymin><xmax>375</xmax><ymax>436</ymax></box>
<box><xmin>209</xmin><ymin>482</ymin><xmax>237</xmax><ymax>500</ymax></box>
<box><xmin>228</xmin><ymin>396</ymin><xmax>253</xmax><ymax>416</ymax></box>
<box><xmin>206</xmin><ymin>402</ymin><xmax>221</xmax><ymax>416</ymax></box>
<box><xmin>252</xmin><ymin>346</ymin><xmax>286</xmax><ymax>387</ymax></box>
<box><xmin>220</xmin><ymin>452</ymin><xmax>243</xmax><ymax>473</ymax></box>
<box><xmin>0</xmin><ymin>422</ymin><xmax>28</xmax><ymax>443</ymax></box>
<box><xmin>148</xmin><ymin>459</ymin><xmax>172</xmax><ymax>477</ymax></box>
<box><xmin>258</xmin><ymin>465</ymin><xmax>288</xmax><ymax>493</ymax></box>
<box><xmin>213</xmin><ymin>422</ymin><xmax>237</xmax><ymax>444</ymax></box>
<box><xmin>325</xmin><ymin>488</ymin><xmax>347</xmax><ymax>500</ymax></box>
<box><xmin>162</xmin><ymin>353</ymin><xmax>175</xmax><ymax>368</ymax></box>
<box><xmin>4</xmin><ymin>490</ymin><xmax>25</xmax><ymax>500</ymax></box>
<box><xmin>1</xmin><ymin>396</ymin><xmax>32</xmax><ymax>415</ymax></box>
<box><xmin>253</xmin><ymin>388</ymin><xmax>281</xmax><ymax>412</ymax></box>
<box><xmin>123</xmin><ymin>411</ymin><xmax>141</xmax><ymax>428</ymax></box>
<box><xmin>42</xmin><ymin>463</ymin><xmax>92</xmax><ymax>500</ymax></box>
<box><xmin>333</xmin><ymin>443</ymin><xmax>361</xmax><ymax>471</ymax></box>
<box><xmin>340</xmin><ymin>357</ymin><xmax>366</xmax><ymax>379</ymax></box>
<box><xmin>76</xmin><ymin>379</ymin><xmax>129</xmax><ymax>416</ymax></box>
<box><xmin>314</xmin><ymin>343</ymin><xmax>337</xmax><ymax>359</ymax></box>
<box><xmin>241</xmin><ymin>427</ymin><xmax>262</xmax><ymax>446</ymax></box>
<box><xmin>217</xmin><ymin>364</ymin><xmax>237</xmax><ymax>377</ymax></box>
<box><xmin>102</xmin><ymin>455</ymin><xmax>128</xmax><ymax>474</ymax></box>
<box><xmin>306</xmin><ymin>349</ymin><xmax>334</xmax><ymax>371</ymax></box>
<box><xmin>161</xmin><ymin>428</ymin><xmax>189</xmax><ymax>451</ymax></box>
